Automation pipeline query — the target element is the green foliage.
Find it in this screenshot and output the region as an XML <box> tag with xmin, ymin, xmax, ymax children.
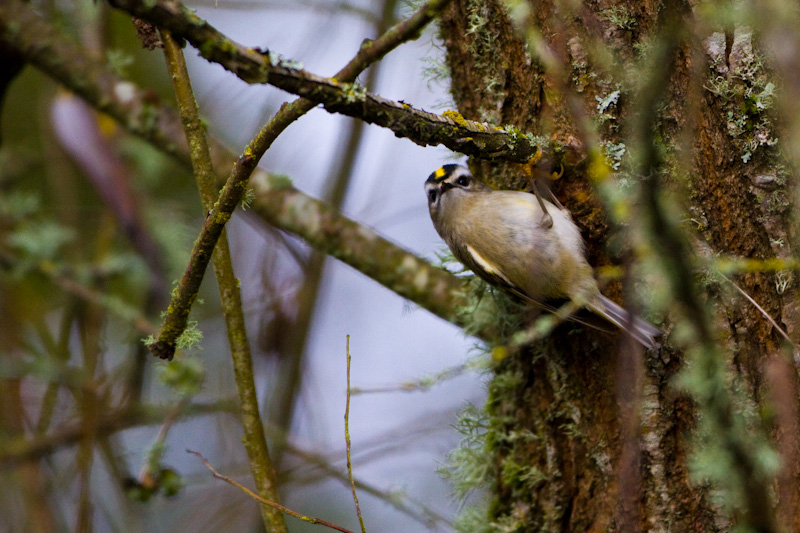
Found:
<box><xmin>6</xmin><ymin>220</ymin><xmax>75</xmax><ymax>262</ymax></box>
<box><xmin>158</xmin><ymin>356</ymin><xmax>205</xmax><ymax>397</ymax></box>
<box><xmin>106</xmin><ymin>48</ymin><xmax>135</xmax><ymax>77</ymax></box>
<box><xmin>266</xmin><ymin>172</ymin><xmax>294</xmax><ymax>191</ymax></box>
<box><xmin>144</xmin><ymin>440</ymin><xmax>167</xmax><ymax>478</ymax></box>
<box><xmin>158</xmin><ymin>468</ymin><xmax>184</xmax><ymax>497</ymax></box>
<box><xmin>0</xmin><ymin>190</ymin><xmax>40</xmax><ymax>221</ymax></box>
<box><xmin>124</xmin><ymin>466</ymin><xmax>184</xmax><ymax>502</ymax></box>
<box><xmin>678</xmin><ymin>344</ymin><xmax>780</xmax><ymax>521</ymax></box>
<box><xmin>439</xmin><ymin>404</ymin><xmax>494</xmax><ymax>502</ymax></box>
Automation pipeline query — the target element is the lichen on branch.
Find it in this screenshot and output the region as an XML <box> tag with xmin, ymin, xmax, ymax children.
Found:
<box><xmin>104</xmin><ymin>0</ymin><xmax>540</xmax><ymax>162</ymax></box>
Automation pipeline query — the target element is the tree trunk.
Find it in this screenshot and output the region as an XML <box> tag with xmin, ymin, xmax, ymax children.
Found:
<box><xmin>440</xmin><ymin>1</ymin><xmax>799</xmax><ymax>530</ymax></box>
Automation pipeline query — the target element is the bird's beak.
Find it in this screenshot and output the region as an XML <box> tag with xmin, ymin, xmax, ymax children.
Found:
<box><xmin>440</xmin><ymin>181</ymin><xmax>455</xmax><ymax>193</ymax></box>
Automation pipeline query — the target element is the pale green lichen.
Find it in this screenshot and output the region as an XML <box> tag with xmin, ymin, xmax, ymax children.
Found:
<box><xmin>704</xmin><ymin>30</ymin><xmax>778</xmax><ymax>164</ymax></box>
<box><xmin>341</xmin><ymin>82</ymin><xmax>367</xmax><ymax>104</ymax></box>
<box><xmin>462</xmin><ymin>0</ymin><xmax>511</xmax><ymax>125</ymax></box>
<box><xmin>158</xmin><ymin>354</ymin><xmax>205</xmax><ymax>396</ymax></box>
<box><xmin>601</xmin><ymin>5</ymin><xmax>637</xmax><ymax>30</ymax></box>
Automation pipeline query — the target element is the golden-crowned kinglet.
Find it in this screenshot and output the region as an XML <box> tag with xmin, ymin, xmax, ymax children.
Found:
<box><xmin>425</xmin><ymin>164</ymin><xmax>660</xmax><ymax>348</ymax></box>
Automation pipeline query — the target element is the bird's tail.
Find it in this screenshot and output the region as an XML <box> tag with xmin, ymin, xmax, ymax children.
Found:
<box><xmin>589</xmin><ymin>295</ymin><xmax>661</xmax><ymax>349</ymax></box>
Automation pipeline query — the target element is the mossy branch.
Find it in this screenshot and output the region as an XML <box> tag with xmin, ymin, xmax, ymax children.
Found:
<box><xmin>161</xmin><ymin>31</ymin><xmax>287</xmax><ymax>532</ymax></box>
<box><xmin>145</xmin><ymin>150</ymin><xmax>257</xmax><ymax>360</ymax></box>
<box><xmin>104</xmin><ymin>0</ymin><xmax>538</xmax><ymax>162</ymax></box>
<box><xmin>143</xmin><ymin>0</ymin><xmax>454</xmax><ymax>359</ymax></box>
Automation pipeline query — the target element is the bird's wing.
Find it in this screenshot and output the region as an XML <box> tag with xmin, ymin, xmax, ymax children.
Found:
<box><xmin>461</xmin><ymin>242</ymin><xmax>618</xmax><ymax>334</ymax></box>
<box><xmin>462</xmin><ymin>244</ymin><xmax>516</xmax><ymax>289</ymax></box>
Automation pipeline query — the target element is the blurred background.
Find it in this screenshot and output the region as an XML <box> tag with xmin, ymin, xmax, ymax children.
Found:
<box><xmin>0</xmin><ymin>0</ymin><xmax>486</xmax><ymax>531</ymax></box>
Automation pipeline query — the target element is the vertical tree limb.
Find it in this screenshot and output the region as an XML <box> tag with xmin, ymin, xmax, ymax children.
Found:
<box><xmin>161</xmin><ymin>31</ymin><xmax>287</xmax><ymax>533</ymax></box>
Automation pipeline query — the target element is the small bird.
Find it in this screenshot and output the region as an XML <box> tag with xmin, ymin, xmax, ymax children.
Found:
<box><xmin>425</xmin><ymin>164</ymin><xmax>660</xmax><ymax>349</ymax></box>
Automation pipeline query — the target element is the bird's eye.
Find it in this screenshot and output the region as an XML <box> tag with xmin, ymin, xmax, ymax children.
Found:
<box><xmin>428</xmin><ymin>189</ymin><xmax>438</xmax><ymax>203</ymax></box>
<box><xmin>456</xmin><ymin>176</ymin><xmax>470</xmax><ymax>187</ymax></box>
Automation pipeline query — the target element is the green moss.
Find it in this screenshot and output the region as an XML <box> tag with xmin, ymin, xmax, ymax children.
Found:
<box><xmin>266</xmin><ymin>173</ymin><xmax>294</xmax><ymax>191</ymax></box>
<box><xmin>439</xmin><ymin>404</ymin><xmax>494</xmax><ymax>500</ymax></box>
<box><xmin>341</xmin><ymin>82</ymin><xmax>366</xmax><ymax>104</ymax></box>
<box><xmin>158</xmin><ymin>354</ymin><xmax>205</xmax><ymax>396</ymax></box>
<box><xmin>500</xmin><ymin>455</ymin><xmax>546</xmax><ymax>493</ymax></box>
<box><xmin>240</xmin><ymin>187</ymin><xmax>255</xmax><ymax>210</ymax></box>
<box><xmin>213</xmin><ymin>210</ymin><xmax>231</xmax><ymax>224</ymax></box>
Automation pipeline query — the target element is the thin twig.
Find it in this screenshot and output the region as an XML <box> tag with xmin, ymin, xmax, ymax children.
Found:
<box><xmin>718</xmin><ymin>272</ymin><xmax>797</xmax><ymax>351</ymax></box>
<box><xmin>344</xmin><ymin>336</ymin><xmax>366</xmax><ymax>533</ymax></box>
<box><xmin>272</xmin><ymin>0</ymin><xmax>400</xmax><ymax>459</ymax></box>
<box><xmin>137</xmin><ymin>396</ymin><xmax>188</xmax><ymax>483</ymax></box>
<box><xmin>281</xmin><ymin>442</ymin><xmax>448</xmax><ymax>527</ymax></box>
<box><xmin>188</xmin><ymin>450</ymin><xmax>356</xmax><ymax>533</ymax></box>
<box><xmin>351</xmin><ymin>362</ymin><xmax>472</xmax><ymax>395</ymax></box>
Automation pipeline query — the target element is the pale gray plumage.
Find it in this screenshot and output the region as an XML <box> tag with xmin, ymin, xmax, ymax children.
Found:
<box><xmin>425</xmin><ymin>164</ymin><xmax>660</xmax><ymax>349</ymax></box>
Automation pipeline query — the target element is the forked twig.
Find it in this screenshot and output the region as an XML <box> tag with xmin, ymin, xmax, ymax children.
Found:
<box><xmin>188</xmin><ymin>450</ymin><xmax>355</xmax><ymax>533</ymax></box>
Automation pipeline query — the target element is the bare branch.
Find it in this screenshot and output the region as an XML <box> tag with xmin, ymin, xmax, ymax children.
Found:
<box><xmin>188</xmin><ymin>450</ymin><xmax>356</xmax><ymax>533</ymax></box>
<box><xmin>344</xmin><ymin>336</ymin><xmax>366</xmax><ymax>533</ymax></box>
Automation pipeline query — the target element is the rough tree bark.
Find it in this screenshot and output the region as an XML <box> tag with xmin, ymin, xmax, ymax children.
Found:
<box><xmin>440</xmin><ymin>0</ymin><xmax>799</xmax><ymax>531</ymax></box>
